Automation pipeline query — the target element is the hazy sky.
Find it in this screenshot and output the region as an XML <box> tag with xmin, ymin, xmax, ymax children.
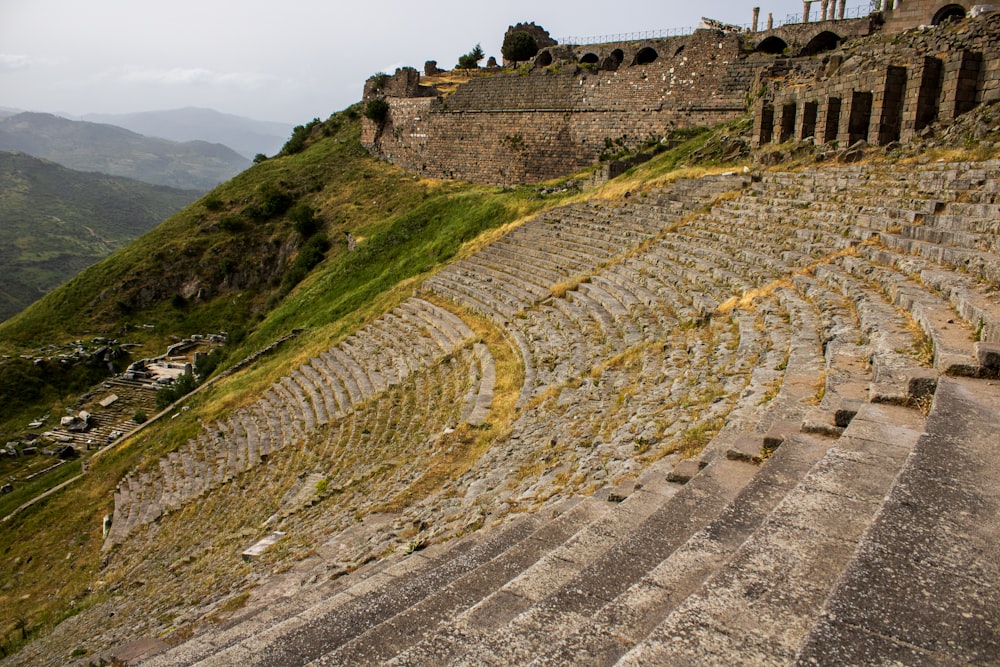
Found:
<box><xmin>2</xmin><ymin>0</ymin><xmax>821</xmax><ymax>125</ymax></box>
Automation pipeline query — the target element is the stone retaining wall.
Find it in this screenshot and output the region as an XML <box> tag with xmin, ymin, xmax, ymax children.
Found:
<box><xmin>362</xmin><ymin>30</ymin><xmax>760</xmax><ymax>184</ymax></box>
<box><xmin>753</xmin><ymin>12</ymin><xmax>1000</xmax><ymax>147</ymax></box>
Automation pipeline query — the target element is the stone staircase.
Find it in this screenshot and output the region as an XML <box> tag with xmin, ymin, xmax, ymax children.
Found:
<box><xmin>33</xmin><ymin>161</ymin><xmax>997</xmax><ymax>666</ymax></box>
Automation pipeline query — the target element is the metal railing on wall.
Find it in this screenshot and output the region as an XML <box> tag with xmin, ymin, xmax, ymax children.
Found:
<box><xmin>557</xmin><ymin>27</ymin><xmax>694</xmax><ymax>46</ymax></box>
<box><xmin>557</xmin><ymin>5</ymin><xmax>871</xmax><ymax>46</ymax></box>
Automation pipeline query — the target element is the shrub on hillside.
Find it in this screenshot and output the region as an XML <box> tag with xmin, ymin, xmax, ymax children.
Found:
<box><xmin>281</xmin><ymin>232</ymin><xmax>330</xmax><ymax>294</ymax></box>
<box><xmin>363</xmin><ymin>98</ymin><xmax>390</xmax><ymax>124</ymax></box>
<box><xmin>245</xmin><ymin>182</ymin><xmax>293</xmax><ymax>221</ymax></box>
<box><xmin>289</xmin><ymin>202</ymin><xmax>320</xmax><ymax>238</ymax></box>
<box><xmin>280</xmin><ymin>118</ymin><xmax>321</xmax><ymax>155</ymax></box>
<box><xmin>155</xmin><ymin>372</ymin><xmax>197</xmax><ymax>410</ymax></box>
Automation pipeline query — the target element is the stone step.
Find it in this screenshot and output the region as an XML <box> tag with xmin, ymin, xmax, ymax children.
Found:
<box><xmin>198</xmin><ymin>513</ymin><xmax>551</xmax><ymax>666</ymax></box>
<box><xmin>795</xmin><ymin>377</ymin><xmax>1000</xmax><ymax>664</ymax></box>
<box><xmin>528</xmin><ymin>431</ymin><xmax>835</xmax><ymax>665</ymax></box>
<box><xmin>618</xmin><ymin>403</ymin><xmax>924</xmax><ymax>664</ymax></box>
<box><xmin>813</xmin><ymin>262</ymin><xmax>935</xmax><ymax>404</ymax></box>
<box><xmin>398</xmin><ymin>458</ymin><xmax>756</xmax><ymax>665</ymax></box>
<box><xmin>426</xmin><ymin>273</ymin><xmax>519</xmax><ymax>320</ymax></box>
<box><xmin>313</xmin><ymin>497</ymin><xmax>614</xmax><ymax>665</ymax></box>
<box><xmin>840</xmin><ymin>256</ymin><xmax>981</xmax><ymax>376</ymax></box>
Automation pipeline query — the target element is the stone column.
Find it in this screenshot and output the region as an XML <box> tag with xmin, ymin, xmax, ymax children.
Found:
<box><xmin>821</xmin><ymin>0</ymin><xmax>829</xmax><ymax>21</ymax></box>
<box><xmin>838</xmin><ymin>0</ymin><xmax>847</xmax><ymax>19</ymax></box>
<box><xmin>803</xmin><ymin>0</ymin><xmax>811</xmax><ymax>22</ymax></box>
<box><xmin>753</xmin><ymin>6</ymin><xmax>760</xmax><ymax>32</ymax></box>
<box><xmin>767</xmin><ymin>12</ymin><xmax>774</xmax><ymax>29</ymax></box>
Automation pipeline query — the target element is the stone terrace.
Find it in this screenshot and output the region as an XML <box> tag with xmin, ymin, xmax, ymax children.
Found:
<box><xmin>13</xmin><ymin>160</ymin><xmax>999</xmax><ymax>666</ymax></box>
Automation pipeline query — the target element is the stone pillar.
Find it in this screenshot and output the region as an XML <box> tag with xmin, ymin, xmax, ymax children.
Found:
<box><xmin>871</xmin><ymin>66</ymin><xmax>908</xmax><ymax>145</ymax></box>
<box><xmin>838</xmin><ymin>0</ymin><xmax>847</xmax><ymax>19</ymax></box>
<box><xmin>803</xmin><ymin>0</ymin><xmax>811</xmax><ymax>22</ymax></box>
<box><xmin>753</xmin><ymin>6</ymin><xmax>760</xmax><ymax>32</ymax></box>
<box><xmin>901</xmin><ymin>57</ymin><xmax>944</xmax><ymax>142</ymax></box>
<box><xmin>818</xmin><ymin>96</ymin><xmax>842</xmax><ymax>144</ymax></box>
<box><xmin>753</xmin><ymin>102</ymin><xmax>776</xmax><ymax>147</ymax></box>
<box><xmin>798</xmin><ymin>100</ymin><xmax>819</xmax><ymax>140</ymax></box>
<box><xmin>767</xmin><ymin>12</ymin><xmax>774</xmax><ymax>29</ymax></box>
<box><xmin>821</xmin><ymin>0</ymin><xmax>829</xmax><ymax>21</ymax></box>
<box><xmin>940</xmin><ymin>50</ymin><xmax>983</xmax><ymax>123</ymax></box>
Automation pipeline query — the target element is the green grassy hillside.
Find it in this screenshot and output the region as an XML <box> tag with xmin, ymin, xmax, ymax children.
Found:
<box><xmin>0</xmin><ymin>104</ymin><xmax>590</xmax><ymax>656</ymax></box>
<box><xmin>0</xmin><ymin>151</ymin><xmax>200</xmax><ymax>321</ymax></box>
<box><xmin>0</xmin><ymin>105</ymin><xmax>569</xmax><ymax>438</ymax></box>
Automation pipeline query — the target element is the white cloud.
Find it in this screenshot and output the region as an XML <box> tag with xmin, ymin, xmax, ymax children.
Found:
<box><xmin>0</xmin><ymin>54</ymin><xmax>31</xmax><ymax>71</ymax></box>
<box><xmin>118</xmin><ymin>67</ymin><xmax>277</xmax><ymax>89</ymax></box>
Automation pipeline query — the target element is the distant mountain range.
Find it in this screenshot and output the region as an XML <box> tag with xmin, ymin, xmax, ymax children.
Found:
<box><xmin>0</xmin><ymin>112</ymin><xmax>251</xmax><ymax>191</ymax></box>
<box><xmin>0</xmin><ymin>150</ymin><xmax>201</xmax><ymax>321</ymax></box>
<box><xmin>79</xmin><ymin>107</ymin><xmax>292</xmax><ymax>159</ymax></box>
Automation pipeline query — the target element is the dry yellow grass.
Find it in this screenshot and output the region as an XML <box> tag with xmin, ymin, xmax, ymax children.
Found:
<box><xmin>718</xmin><ymin>243</ymin><xmax>874</xmax><ymax>315</ymax></box>
<box><xmin>375</xmin><ymin>295</ymin><xmax>524</xmax><ymax>512</ymax></box>
<box><xmin>550</xmin><ymin>274</ymin><xmax>591</xmax><ymax>299</ymax></box>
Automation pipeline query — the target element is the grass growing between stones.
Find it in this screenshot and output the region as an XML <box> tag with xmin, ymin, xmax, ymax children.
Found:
<box><xmin>375</xmin><ymin>296</ymin><xmax>523</xmax><ymax>514</ymax></box>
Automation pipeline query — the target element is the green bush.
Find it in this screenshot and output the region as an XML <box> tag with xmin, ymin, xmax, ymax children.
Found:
<box><xmin>154</xmin><ymin>373</ymin><xmax>198</xmax><ymax>410</ymax></box>
<box><xmin>218</xmin><ymin>215</ymin><xmax>245</xmax><ymax>232</ymax></box>
<box><xmin>289</xmin><ymin>203</ymin><xmax>320</xmax><ymax>238</ymax></box>
<box><xmin>281</xmin><ymin>118</ymin><xmax>321</xmax><ymax>155</ymax></box>
<box><xmin>132</xmin><ymin>410</ymin><xmax>147</xmax><ymax>424</ymax></box>
<box><xmin>363</xmin><ymin>98</ymin><xmax>390</xmax><ymax>124</ymax></box>
<box><xmin>502</xmin><ymin>31</ymin><xmax>538</xmax><ymax>64</ymax></box>
<box><xmin>457</xmin><ymin>44</ymin><xmax>485</xmax><ymax>69</ymax></box>
<box><xmin>281</xmin><ymin>233</ymin><xmax>330</xmax><ymax>294</ymax></box>
<box><xmin>245</xmin><ymin>182</ymin><xmax>293</xmax><ymax>221</ymax></box>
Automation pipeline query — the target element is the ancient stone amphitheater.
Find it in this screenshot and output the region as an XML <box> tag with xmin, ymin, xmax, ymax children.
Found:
<box><xmin>16</xmin><ymin>156</ymin><xmax>994</xmax><ymax>666</ymax></box>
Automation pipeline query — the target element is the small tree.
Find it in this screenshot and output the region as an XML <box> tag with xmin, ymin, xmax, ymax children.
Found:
<box><xmin>457</xmin><ymin>44</ymin><xmax>485</xmax><ymax>69</ymax></box>
<box><xmin>289</xmin><ymin>202</ymin><xmax>319</xmax><ymax>238</ymax></box>
<box><xmin>502</xmin><ymin>31</ymin><xmax>538</xmax><ymax>65</ymax></box>
<box><xmin>363</xmin><ymin>98</ymin><xmax>390</xmax><ymax>124</ymax></box>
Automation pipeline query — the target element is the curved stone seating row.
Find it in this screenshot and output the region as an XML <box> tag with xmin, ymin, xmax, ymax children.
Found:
<box><xmin>123</xmin><ymin>350</ymin><xmax>480</xmax><ymax>667</ymax></box>
<box><xmin>104</xmin><ymin>298</ymin><xmax>480</xmax><ymax>548</ymax></box>
<box><xmin>112</xmin><ymin>163</ymin><xmax>1000</xmax><ymax>667</ymax></box>
<box><xmin>425</xmin><ymin>174</ymin><xmax>749</xmax><ymax>323</ymax></box>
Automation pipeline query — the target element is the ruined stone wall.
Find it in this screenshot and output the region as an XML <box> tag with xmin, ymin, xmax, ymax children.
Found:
<box><xmin>363</xmin><ymin>30</ymin><xmax>755</xmax><ymax>184</ymax></box>
<box><xmin>753</xmin><ymin>13</ymin><xmax>1000</xmax><ymax>147</ymax></box>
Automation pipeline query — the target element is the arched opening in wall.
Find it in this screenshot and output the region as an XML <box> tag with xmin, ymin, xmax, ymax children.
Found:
<box><xmin>932</xmin><ymin>4</ymin><xmax>966</xmax><ymax>24</ymax></box>
<box><xmin>602</xmin><ymin>49</ymin><xmax>624</xmax><ymax>71</ymax></box>
<box><xmin>534</xmin><ymin>50</ymin><xmax>553</xmax><ymax>67</ymax></box>
<box><xmin>799</xmin><ymin>31</ymin><xmax>840</xmax><ymax>57</ymax></box>
<box><xmin>580</xmin><ymin>52</ymin><xmax>599</xmax><ymax>65</ymax></box>
<box><xmin>632</xmin><ymin>47</ymin><xmax>659</xmax><ymax>66</ymax></box>
<box><xmin>756</xmin><ymin>36</ymin><xmax>788</xmax><ymax>55</ymax></box>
